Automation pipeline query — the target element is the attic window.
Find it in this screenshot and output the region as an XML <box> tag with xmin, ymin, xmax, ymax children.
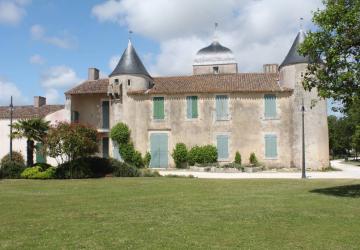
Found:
<box><xmin>128</xmin><ymin>79</ymin><xmax>131</xmax><ymax>86</ymax></box>
<box><xmin>114</xmin><ymin>79</ymin><xmax>119</xmax><ymax>84</ymax></box>
<box><xmin>213</xmin><ymin>66</ymin><xmax>219</xmax><ymax>74</ymax></box>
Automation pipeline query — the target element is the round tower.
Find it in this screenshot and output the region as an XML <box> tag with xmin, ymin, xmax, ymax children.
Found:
<box><xmin>279</xmin><ymin>30</ymin><xmax>329</xmax><ymax>170</ymax></box>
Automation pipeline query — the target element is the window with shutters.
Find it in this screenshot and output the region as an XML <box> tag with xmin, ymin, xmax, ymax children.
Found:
<box><xmin>264</xmin><ymin>94</ymin><xmax>277</xmax><ymax>119</ymax></box>
<box><xmin>216</xmin><ymin>95</ymin><xmax>229</xmax><ymax>120</ymax></box>
<box><xmin>102</xmin><ymin>137</ymin><xmax>109</xmax><ymax>158</ymax></box>
<box><xmin>216</xmin><ymin>134</ymin><xmax>229</xmax><ymax>160</ymax></box>
<box><xmin>102</xmin><ymin>101</ymin><xmax>110</xmax><ymax>129</ymax></box>
<box><xmin>265</xmin><ymin>134</ymin><xmax>278</xmax><ymax>158</ymax></box>
<box><xmin>153</xmin><ymin>97</ymin><xmax>165</xmax><ymax>120</ymax></box>
<box><xmin>186</xmin><ymin>96</ymin><xmax>198</xmax><ymax>119</ymax></box>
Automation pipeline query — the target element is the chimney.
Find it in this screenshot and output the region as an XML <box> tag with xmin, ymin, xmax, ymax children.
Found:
<box><xmin>34</xmin><ymin>96</ymin><xmax>46</xmax><ymax>107</ymax></box>
<box><xmin>88</xmin><ymin>68</ymin><xmax>100</xmax><ymax>81</ymax></box>
<box><xmin>263</xmin><ymin>64</ymin><xmax>279</xmax><ymax>73</ymax></box>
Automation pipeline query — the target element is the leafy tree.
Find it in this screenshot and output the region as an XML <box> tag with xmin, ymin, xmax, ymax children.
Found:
<box><xmin>352</xmin><ymin>125</ymin><xmax>360</xmax><ymax>159</ymax></box>
<box><xmin>46</xmin><ymin>122</ymin><xmax>98</xmax><ymax>165</ymax></box>
<box><xmin>299</xmin><ymin>0</ymin><xmax>360</xmax><ymax>110</ymax></box>
<box><xmin>12</xmin><ymin>118</ymin><xmax>50</xmax><ymax>166</ymax></box>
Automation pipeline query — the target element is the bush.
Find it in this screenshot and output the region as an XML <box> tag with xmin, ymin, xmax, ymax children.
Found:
<box><xmin>0</xmin><ymin>161</ymin><xmax>26</xmax><ymax>179</ymax></box>
<box><xmin>139</xmin><ymin>168</ymin><xmax>161</xmax><ymax>177</ymax></box>
<box><xmin>110</xmin><ymin>123</ymin><xmax>130</xmax><ymax>144</ymax></box>
<box><xmin>21</xmin><ymin>166</ymin><xmax>56</xmax><ymax>179</ymax></box>
<box><xmin>222</xmin><ymin>162</ymin><xmax>243</xmax><ymax>171</ymax></box>
<box><xmin>112</xmin><ymin>160</ymin><xmax>139</xmax><ymax>177</ymax></box>
<box><xmin>143</xmin><ymin>152</ymin><xmax>151</xmax><ymax>168</ymax></box>
<box><xmin>55</xmin><ymin>157</ymin><xmax>113</xmax><ymax>179</ymax></box>
<box><xmin>235</xmin><ymin>151</ymin><xmax>242</xmax><ymax>165</ymax></box>
<box><xmin>132</xmin><ymin>151</ymin><xmax>144</xmax><ymax>168</ymax></box>
<box><xmin>34</xmin><ymin>163</ymin><xmax>53</xmax><ymax>171</ymax></box>
<box><xmin>249</xmin><ymin>153</ymin><xmax>259</xmax><ymax>166</ymax></box>
<box><xmin>188</xmin><ymin>145</ymin><xmax>217</xmax><ymax>166</ymax></box>
<box><xmin>172</xmin><ymin>143</ymin><xmax>188</xmax><ymax>168</ymax></box>
<box><xmin>1</xmin><ymin>151</ymin><xmax>25</xmax><ymax>167</ymax></box>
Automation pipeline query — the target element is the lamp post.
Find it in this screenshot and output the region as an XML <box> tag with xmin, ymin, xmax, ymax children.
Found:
<box><xmin>301</xmin><ymin>98</ymin><xmax>306</xmax><ymax>179</ymax></box>
<box><xmin>9</xmin><ymin>96</ymin><xmax>13</xmax><ymax>161</ymax></box>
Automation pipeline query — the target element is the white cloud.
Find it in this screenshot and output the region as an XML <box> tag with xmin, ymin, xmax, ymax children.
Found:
<box><xmin>30</xmin><ymin>24</ymin><xmax>77</xmax><ymax>49</ymax></box>
<box><xmin>108</xmin><ymin>54</ymin><xmax>120</xmax><ymax>71</ymax></box>
<box><xmin>44</xmin><ymin>88</ymin><xmax>60</xmax><ymax>104</ymax></box>
<box><xmin>93</xmin><ymin>0</ymin><xmax>323</xmax><ymax>75</ymax></box>
<box><xmin>0</xmin><ymin>0</ymin><xmax>30</xmax><ymax>25</ymax></box>
<box><xmin>41</xmin><ymin>65</ymin><xmax>82</xmax><ymax>88</ymax></box>
<box><xmin>29</xmin><ymin>54</ymin><xmax>45</xmax><ymax>65</ymax></box>
<box><xmin>0</xmin><ymin>77</ymin><xmax>26</xmax><ymax>105</ymax></box>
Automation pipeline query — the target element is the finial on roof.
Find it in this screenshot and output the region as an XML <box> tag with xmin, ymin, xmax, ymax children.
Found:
<box><xmin>213</xmin><ymin>22</ymin><xmax>219</xmax><ymax>41</ymax></box>
<box><xmin>299</xmin><ymin>17</ymin><xmax>304</xmax><ymax>31</ymax></box>
<box><xmin>128</xmin><ymin>30</ymin><xmax>133</xmax><ymax>42</ymax></box>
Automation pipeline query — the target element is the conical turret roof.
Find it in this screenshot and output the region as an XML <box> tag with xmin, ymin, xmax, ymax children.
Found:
<box><xmin>110</xmin><ymin>40</ymin><xmax>150</xmax><ymax>77</ymax></box>
<box><xmin>280</xmin><ymin>30</ymin><xmax>310</xmax><ymax>68</ymax></box>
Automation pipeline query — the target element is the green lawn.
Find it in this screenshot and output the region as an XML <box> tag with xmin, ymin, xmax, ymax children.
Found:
<box><xmin>1</xmin><ymin>178</ymin><xmax>360</xmax><ymax>249</ymax></box>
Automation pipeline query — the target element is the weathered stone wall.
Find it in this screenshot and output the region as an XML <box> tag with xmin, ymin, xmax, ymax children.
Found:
<box><xmin>193</xmin><ymin>63</ymin><xmax>238</xmax><ymax>75</ymax></box>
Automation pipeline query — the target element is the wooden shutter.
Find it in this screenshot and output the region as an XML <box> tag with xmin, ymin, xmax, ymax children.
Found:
<box><xmin>216</xmin><ymin>95</ymin><xmax>228</xmax><ymax>120</ymax></box>
<box><xmin>265</xmin><ymin>134</ymin><xmax>278</xmax><ymax>158</ymax></box>
<box><xmin>35</xmin><ymin>143</ymin><xmax>46</xmax><ymax>163</ymax></box>
<box><xmin>153</xmin><ymin>97</ymin><xmax>164</xmax><ymax>119</ymax></box>
<box><xmin>102</xmin><ymin>137</ymin><xmax>109</xmax><ymax>158</ymax></box>
<box><xmin>187</xmin><ymin>96</ymin><xmax>198</xmax><ymax>119</ymax></box>
<box><xmin>217</xmin><ymin>135</ymin><xmax>229</xmax><ymax>159</ymax></box>
<box><xmin>264</xmin><ymin>94</ymin><xmax>277</xmax><ymax>118</ymax></box>
<box><xmin>102</xmin><ymin>101</ymin><xmax>110</xmax><ymax>129</ymax></box>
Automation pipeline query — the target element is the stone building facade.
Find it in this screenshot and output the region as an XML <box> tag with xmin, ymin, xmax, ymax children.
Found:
<box><xmin>65</xmin><ymin>30</ymin><xmax>329</xmax><ymax>169</ymax></box>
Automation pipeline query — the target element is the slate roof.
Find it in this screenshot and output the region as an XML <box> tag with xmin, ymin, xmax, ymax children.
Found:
<box><xmin>66</xmin><ymin>73</ymin><xmax>291</xmax><ymax>96</ymax></box>
<box><xmin>0</xmin><ymin>105</ymin><xmax>64</xmax><ymax>119</ymax></box>
<box><xmin>280</xmin><ymin>30</ymin><xmax>310</xmax><ymax>68</ymax></box>
<box><xmin>109</xmin><ymin>40</ymin><xmax>151</xmax><ymax>77</ymax></box>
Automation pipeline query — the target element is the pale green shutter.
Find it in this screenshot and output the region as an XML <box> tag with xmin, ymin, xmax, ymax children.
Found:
<box><xmin>265</xmin><ymin>134</ymin><xmax>277</xmax><ymax>158</ymax></box>
<box><xmin>187</xmin><ymin>96</ymin><xmax>198</xmax><ymax>118</ymax></box>
<box><xmin>153</xmin><ymin>97</ymin><xmax>164</xmax><ymax>119</ymax></box>
<box><xmin>35</xmin><ymin>143</ymin><xmax>46</xmax><ymax>163</ymax></box>
<box><xmin>217</xmin><ymin>135</ymin><xmax>229</xmax><ymax>159</ymax></box>
<box><xmin>216</xmin><ymin>95</ymin><xmax>228</xmax><ymax>120</ymax></box>
<box><xmin>265</xmin><ymin>94</ymin><xmax>277</xmax><ymax>118</ymax></box>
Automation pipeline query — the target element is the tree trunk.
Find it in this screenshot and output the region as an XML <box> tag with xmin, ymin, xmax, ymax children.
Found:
<box><xmin>27</xmin><ymin>139</ymin><xmax>34</xmax><ymax>167</ymax></box>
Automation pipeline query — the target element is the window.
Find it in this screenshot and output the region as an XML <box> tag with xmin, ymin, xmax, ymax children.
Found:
<box><xmin>153</xmin><ymin>97</ymin><xmax>165</xmax><ymax>120</ymax></box>
<box><xmin>114</xmin><ymin>79</ymin><xmax>119</xmax><ymax>84</ymax></box>
<box><xmin>217</xmin><ymin>135</ymin><xmax>229</xmax><ymax>160</ymax></box>
<box><xmin>35</xmin><ymin>142</ymin><xmax>46</xmax><ymax>163</ymax></box>
<box><xmin>186</xmin><ymin>96</ymin><xmax>198</xmax><ymax>119</ymax></box>
<box><xmin>265</xmin><ymin>134</ymin><xmax>278</xmax><ymax>158</ymax></box>
<box><xmin>71</xmin><ymin>111</ymin><xmax>79</xmax><ymax>123</ymax></box>
<box><xmin>216</xmin><ymin>95</ymin><xmax>229</xmax><ymax>120</ymax></box>
<box><xmin>102</xmin><ymin>101</ymin><xmax>110</xmax><ymax>129</ymax></box>
<box><xmin>264</xmin><ymin>94</ymin><xmax>277</xmax><ymax>118</ymax></box>
<box><xmin>128</xmin><ymin>79</ymin><xmax>131</xmax><ymax>86</ymax></box>
<box><xmin>213</xmin><ymin>66</ymin><xmax>219</xmax><ymax>74</ymax></box>
<box><xmin>102</xmin><ymin>137</ymin><xmax>109</xmax><ymax>158</ymax></box>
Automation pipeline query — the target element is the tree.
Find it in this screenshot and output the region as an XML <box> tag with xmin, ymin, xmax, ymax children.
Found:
<box><xmin>299</xmin><ymin>0</ymin><xmax>360</xmax><ymax>110</ymax></box>
<box><xmin>352</xmin><ymin>125</ymin><xmax>360</xmax><ymax>159</ymax></box>
<box><xmin>46</xmin><ymin>122</ymin><xmax>98</xmax><ymax>164</ymax></box>
<box><xmin>12</xmin><ymin>118</ymin><xmax>50</xmax><ymax>166</ymax></box>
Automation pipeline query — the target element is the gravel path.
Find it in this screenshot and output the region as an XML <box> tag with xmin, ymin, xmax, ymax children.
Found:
<box><xmin>158</xmin><ymin>160</ymin><xmax>360</xmax><ymax>179</ymax></box>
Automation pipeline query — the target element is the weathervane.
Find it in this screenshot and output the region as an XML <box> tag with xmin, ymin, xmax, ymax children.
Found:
<box><xmin>129</xmin><ymin>30</ymin><xmax>133</xmax><ymax>41</ymax></box>
<box><xmin>214</xmin><ymin>22</ymin><xmax>219</xmax><ymax>41</ymax></box>
<box><xmin>299</xmin><ymin>17</ymin><xmax>304</xmax><ymax>30</ymax></box>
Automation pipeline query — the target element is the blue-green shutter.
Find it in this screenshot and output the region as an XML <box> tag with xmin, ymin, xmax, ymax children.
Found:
<box><xmin>187</xmin><ymin>96</ymin><xmax>198</xmax><ymax>118</ymax></box>
<box><xmin>217</xmin><ymin>135</ymin><xmax>229</xmax><ymax>159</ymax></box>
<box><xmin>35</xmin><ymin>143</ymin><xmax>46</xmax><ymax>163</ymax></box>
<box><xmin>150</xmin><ymin>133</ymin><xmax>168</xmax><ymax>168</ymax></box>
<box><xmin>265</xmin><ymin>134</ymin><xmax>277</xmax><ymax>158</ymax></box>
<box><xmin>264</xmin><ymin>94</ymin><xmax>277</xmax><ymax>118</ymax></box>
<box><xmin>102</xmin><ymin>101</ymin><xmax>110</xmax><ymax>129</ymax></box>
<box><xmin>153</xmin><ymin>97</ymin><xmax>165</xmax><ymax>119</ymax></box>
<box><xmin>216</xmin><ymin>95</ymin><xmax>228</xmax><ymax>120</ymax></box>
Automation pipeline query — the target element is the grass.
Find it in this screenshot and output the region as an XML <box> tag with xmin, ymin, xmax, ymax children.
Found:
<box><xmin>1</xmin><ymin>178</ymin><xmax>360</xmax><ymax>249</ymax></box>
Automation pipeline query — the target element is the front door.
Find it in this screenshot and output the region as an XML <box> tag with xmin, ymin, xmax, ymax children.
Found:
<box><xmin>150</xmin><ymin>133</ymin><xmax>168</xmax><ymax>168</ymax></box>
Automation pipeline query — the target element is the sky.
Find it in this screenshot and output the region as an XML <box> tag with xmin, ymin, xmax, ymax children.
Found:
<box><xmin>1</xmin><ymin>0</ymin><xmax>339</xmax><ymax>114</ymax></box>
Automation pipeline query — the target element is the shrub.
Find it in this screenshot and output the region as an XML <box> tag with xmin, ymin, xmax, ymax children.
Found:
<box><xmin>110</xmin><ymin>123</ymin><xmax>130</xmax><ymax>144</ymax></box>
<box><xmin>34</xmin><ymin>163</ymin><xmax>53</xmax><ymax>171</ymax></box>
<box><xmin>55</xmin><ymin>157</ymin><xmax>113</xmax><ymax>179</ymax></box>
<box><xmin>143</xmin><ymin>152</ymin><xmax>151</xmax><ymax>168</ymax></box>
<box><xmin>0</xmin><ymin>161</ymin><xmax>26</xmax><ymax>179</ymax></box>
<box><xmin>139</xmin><ymin>168</ymin><xmax>161</xmax><ymax>177</ymax></box>
<box><xmin>222</xmin><ymin>162</ymin><xmax>243</xmax><ymax>171</ymax></box>
<box><xmin>188</xmin><ymin>145</ymin><xmax>217</xmax><ymax>166</ymax></box>
<box><xmin>112</xmin><ymin>160</ymin><xmax>139</xmax><ymax>177</ymax></box>
<box><xmin>172</xmin><ymin>143</ymin><xmax>188</xmax><ymax>168</ymax></box>
<box><xmin>132</xmin><ymin>151</ymin><xmax>144</xmax><ymax>168</ymax></box>
<box><xmin>235</xmin><ymin>151</ymin><xmax>242</xmax><ymax>165</ymax></box>
<box><xmin>21</xmin><ymin>166</ymin><xmax>56</xmax><ymax>179</ymax></box>
<box><xmin>1</xmin><ymin>151</ymin><xmax>25</xmax><ymax>167</ymax></box>
<box><xmin>249</xmin><ymin>152</ymin><xmax>259</xmax><ymax>166</ymax></box>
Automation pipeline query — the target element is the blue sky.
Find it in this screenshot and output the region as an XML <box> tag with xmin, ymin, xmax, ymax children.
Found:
<box><xmin>0</xmin><ymin>0</ymin><xmax>339</xmax><ymax>115</ymax></box>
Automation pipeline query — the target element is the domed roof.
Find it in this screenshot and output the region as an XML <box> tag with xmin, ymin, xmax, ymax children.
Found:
<box><xmin>110</xmin><ymin>40</ymin><xmax>150</xmax><ymax>78</ymax></box>
<box><xmin>280</xmin><ymin>30</ymin><xmax>310</xmax><ymax>68</ymax></box>
<box><xmin>193</xmin><ymin>40</ymin><xmax>236</xmax><ymax>66</ymax></box>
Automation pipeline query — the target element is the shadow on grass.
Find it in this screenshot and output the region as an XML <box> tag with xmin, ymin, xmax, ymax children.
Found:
<box><xmin>310</xmin><ymin>185</ymin><xmax>360</xmax><ymax>198</ymax></box>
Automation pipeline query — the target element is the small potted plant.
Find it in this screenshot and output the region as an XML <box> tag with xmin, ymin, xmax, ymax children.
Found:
<box><xmin>244</xmin><ymin>153</ymin><xmax>262</xmax><ymax>173</ymax></box>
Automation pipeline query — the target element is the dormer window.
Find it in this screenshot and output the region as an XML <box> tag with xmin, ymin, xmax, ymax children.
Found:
<box><xmin>114</xmin><ymin>79</ymin><xmax>119</xmax><ymax>84</ymax></box>
<box><xmin>213</xmin><ymin>66</ymin><xmax>219</xmax><ymax>74</ymax></box>
<box><xmin>128</xmin><ymin>79</ymin><xmax>131</xmax><ymax>86</ymax></box>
